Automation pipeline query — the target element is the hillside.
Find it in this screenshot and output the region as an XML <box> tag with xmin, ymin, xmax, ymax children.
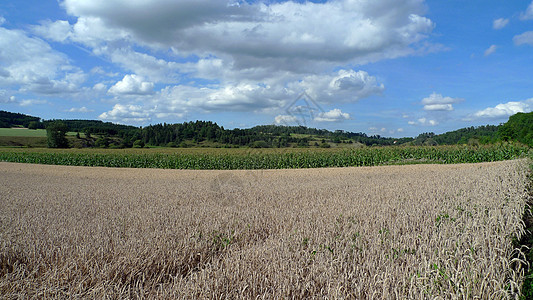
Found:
<box><xmin>0</xmin><ymin>110</ymin><xmax>40</xmax><ymax>128</ymax></box>
<box><xmin>1</xmin><ymin>110</ymin><xmax>530</xmax><ymax>148</ymax></box>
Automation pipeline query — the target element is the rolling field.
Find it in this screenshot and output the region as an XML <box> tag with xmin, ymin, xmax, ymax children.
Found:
<box><xmin>0</xmin><ymin>128</ymin><xmax>79</xmax><ymax>137</ymax></box>
<box><xmin>0</xmin><ymin>128</ymin><xmax>47</xmax><ymax>137</ymax></box>
<box><xmin>0</xmin><ymin>159</ymin><xmax>531</xmax><ymax>298</ymax></box>
<box><xmin>0</xmin><ymin>128</ymin><xmax>80</xmax><ymax>147</ymax></box>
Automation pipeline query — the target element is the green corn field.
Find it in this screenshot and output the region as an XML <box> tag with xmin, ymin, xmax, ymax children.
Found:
<box><xmin>0</xmin><ymin>143</ymin><xmax>529</xmax><ymax>170</ymax></box>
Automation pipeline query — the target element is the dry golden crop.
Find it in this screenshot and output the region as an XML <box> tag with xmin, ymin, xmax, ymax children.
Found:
<box><xmin>0</xmin><ymin>159</ymin><xmax>530</xmax><ymax>298</ymax></box>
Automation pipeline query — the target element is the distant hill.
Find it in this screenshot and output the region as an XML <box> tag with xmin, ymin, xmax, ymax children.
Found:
<box><xmin>0</xmin><ymin>110</ymin><xmax>530</xmax><ymax>148</ymax></box>
<box><xmin>0</xmin><ymin>110</ymin><xmax>40</xmax><ymax>128</ymax></box>
<box><xmin>412</xmin><ymin>125</ymin><xmax>500</xmax><ymax>146</ymax></box>
<box><xmin>42</xmin><ymin>119</ymin><xmax>138</xmax><ymax>136</ymax></box>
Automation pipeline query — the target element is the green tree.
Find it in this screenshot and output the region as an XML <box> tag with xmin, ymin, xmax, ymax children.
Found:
<box><xmin>46</xmin><ymin>121</ymin><xmax>69</xmax><ymax>148</ymax></box>
<box><xmin>498</xmin><ymin>112</ymin><xmax>533</xmax><ymax>146</ymax></box>
<box><xmin>27</xmin><ymin>121</ymin><xmax>41</xmax><ymax>130</ymax></box>
<box><xmin>133</xmin><ymin>139</ymin><xmax>145</xmax><ymax>148</ymax></box>
<box><xmin>95</xmin><ymin>136</ymin><xmax>110</xmax><ymax>148</ymax></box>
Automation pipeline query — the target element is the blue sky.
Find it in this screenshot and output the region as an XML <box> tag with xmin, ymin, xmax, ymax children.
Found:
<box><xmin>0</xmin><ymin>0</ymin><xmax>532</xmax><ymax>137</ymax></box>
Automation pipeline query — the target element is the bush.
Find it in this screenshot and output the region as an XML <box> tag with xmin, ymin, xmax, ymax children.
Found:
<box><xmin>133</xmin><ymin>140</ymin><xmax>145</xmax><ymax>148</ymax></box>
<box><xmin>297</xmin><ymin>139</ymin><xmax>309</xmax><ymax>147</ymax></box>
<box><xmin>95</xmin><ymin>137</ymin><xmax>110</xmax><ymax>148</ymax></box>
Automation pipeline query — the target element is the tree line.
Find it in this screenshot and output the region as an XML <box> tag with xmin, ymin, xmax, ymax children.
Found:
<box><xmin>1</xmin><ymin>110</ymin><xmax>531</xmax><ymax>149</ymax></box>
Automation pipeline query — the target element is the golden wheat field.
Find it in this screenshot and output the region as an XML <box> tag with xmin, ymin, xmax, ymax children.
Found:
<box><xmin>0</xmin><ymin>160</ymin><xmax>531</xmax><ymax>299</ymax></box>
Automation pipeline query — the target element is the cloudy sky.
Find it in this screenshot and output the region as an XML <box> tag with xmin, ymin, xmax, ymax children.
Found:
<box><xmin>1</xmin><ymin>0</ymin><xmax>532</xmax><ymax>137</ymax></box>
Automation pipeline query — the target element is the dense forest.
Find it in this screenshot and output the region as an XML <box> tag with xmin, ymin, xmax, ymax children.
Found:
<box><xmin>0</xmin><ymin>111</ymin><xmax>40</xmax><ymax>128</ymax></box>
<box><xmin>134</xmin><ymin>122</ymin><xmax>414</xmax><ymax>148</ymax></box>
<box><xmin>42</xmin><ymin>119</ymin><xmax>138</xmax><ymax>136</ymax></box>
<box><xmin>1</xmin><ymin>110</ymin><xmax>531</xmax><ymax>148</ymax></box>
<box><xmin>499</xmin><ymin>112</ymin><xmax>533</xmax><ymax>147</ymax></box>
<box><xmin>411</xmin><ymin>125</ymin><xmax>500</xmax><ymax>146</ymax></box>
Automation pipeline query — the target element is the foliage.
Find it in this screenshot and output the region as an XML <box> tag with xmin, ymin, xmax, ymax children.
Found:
<box><xmin>0</xmin><ymin>110</ymin><xmax>41</xmax><ymax>128</ymax></box>
<box><xmin>42</xmin><ymin>119</ymin><xmax>138</xmax><ymax>136</ymax></box>
<box><xmin>435</xmin><ymin>125</ymin><xmax>499</xmax><ymax>145</ymax></box>
<box><xmin>499</xmin><ymin>112</ymin><xmax>533</xmax><ymax>147</ymax></box>
<box><xmin>27</xmin><ymin>121</ymin><xmax>43</xmax><ymax>130</ymax></box>
<box><xmin>46</xmin><ymin>121</ymin><xmax>69</xmax><ymax>148</ymax></box>
<box><xmin>133</xmin><ymin>140</ymin><xmax>145</xmax><ymax>148</ymax></box>
<box><xmin>95</xmin><ymin>136</ymin><xmax>110</xmax><ymax>148</ymax></box>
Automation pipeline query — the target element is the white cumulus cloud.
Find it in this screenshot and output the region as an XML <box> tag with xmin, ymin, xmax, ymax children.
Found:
<box><xmin>274</xmin><ymin>115</ymin><xmax>299</xmax><ymax>125</ymax></box>
<box><xmin>420</xmin><ymin>118</ymin><xmax>438</xmax><ymax>126</ymax></box>
<box><xmin>107</xmin><ymin>48</ymin><xmax>184</xmax><ymax>83</ymax></box>
<box><xmin>314</xmin><ymin>109</ymin><xmax>351</xmax><ymax>122</ymax></box>
<box><xmin>19</xmin><ymin>99</ymin><xmax>48</xmax><ymax>107</ymax></box>
<box><xmin>93</xmin><ymin>83</ymin><xmax>107</xmax><ymax>92</ymax></box>
<box><xmin>421</xmin><ymin>92</ymin><xmax>462</xmax><ymax>111</ymax></box>
<box><xmin>0</xmin><ymin>26</ymin><xmax>84</xmax><ymax>96</ymax></box>
<box><xmin>67</xmin><ymin>106</ymin><xmax>94</xmax><ymax>113</ymax></box>
<box><xmin>293</xmin><ymin>70</ymin><xmax>385</xmax><ymax>104</ymax></box>
<box><xmin>470</xmin><ymin>99</ymin><xmax>533</xmax><ymax>120</ymax></box>
<box><xmin>108</xmin><ymin>74</ymin><xmax>154</xmax><ymax>95</ymax></box>
<box><xmin>408</xmin><ymin>117</ymin><xmax>438</xmax><ymax>126</ymax></box>
<box><xmin>99</xmin><ymin>104</ymin><xmax>152</xmax><ymax>123</ymax></box>
<box><xmin>58</xmin><ymin>0</ymin><xmax>435</xmax><ymax>71</ymax></box>
<box><xmin>423</xmin><ymin>104</ymin><xmax>453</xmax><ymax>111</ymax></box>
<box><xmin>31</xmin><ymin>20</ymin><xmax>73</xmax><ymax>42</ymax></box>
<box><xmin>25</xmin><ymin>0</ymin><xmax>435</xmax><ymax>121</ymax></box>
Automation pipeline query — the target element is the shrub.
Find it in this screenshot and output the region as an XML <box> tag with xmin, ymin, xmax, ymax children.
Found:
<box><xmin>133</xmin><ymin>140</ymin><xmax>145</xmax><ymax>148</ymax></box>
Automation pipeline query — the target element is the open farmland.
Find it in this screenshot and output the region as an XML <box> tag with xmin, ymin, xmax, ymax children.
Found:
<box><xmin>0</xmin><ymin>160</ymin><xmax>531</xmax><ymax>298</ymax></box>
<box><xmin>0</xmin><ymin>128</ymin><xmax>81</xmax><ymax>148</ymax></box>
